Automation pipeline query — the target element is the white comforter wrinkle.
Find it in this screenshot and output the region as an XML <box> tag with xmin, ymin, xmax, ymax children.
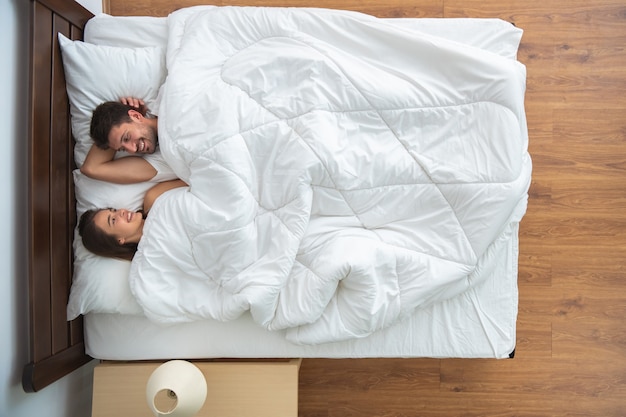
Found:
<box><xmin>129</xmin><ymin>6</ymin><xmax>531</xmax><ymax>344</ymax></box>
<box><xmin>378</xmin><ymin>114</ymin><xmax>477</xmax><ymax>260</ymax></box>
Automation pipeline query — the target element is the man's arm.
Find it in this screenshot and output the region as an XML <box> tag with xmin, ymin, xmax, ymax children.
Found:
<box><xmin>81</xmin><ymin>144</ymin><xmax>157</xmax><ymax>184</ymax></box>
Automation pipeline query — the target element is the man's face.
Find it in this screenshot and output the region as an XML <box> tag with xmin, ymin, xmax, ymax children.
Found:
<box><xmin>107</xmin><ymin>112</ymin><xmax>157</xmax><ymax>154</ymax></box>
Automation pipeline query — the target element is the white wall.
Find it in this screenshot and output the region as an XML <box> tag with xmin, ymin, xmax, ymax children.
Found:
<box><xmin>78</xmin><ymin>0</ymin><xmax>103</xmax><ymax>15</ymax></box>
<box><xmin>0</xmin><ymin>1</ymin><xmax>101</xmax><ymax>416</ymax></box>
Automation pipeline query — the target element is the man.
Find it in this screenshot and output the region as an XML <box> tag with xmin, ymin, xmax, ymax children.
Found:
<box><xmin>90</xmin><ymin>98</ymin><xmax>157</xmax><ymax>154</ymax></box>
<box><xmin>81</xmin><ymin>98</ymin><xmax>172</xmax><ymax>184</ymax></box>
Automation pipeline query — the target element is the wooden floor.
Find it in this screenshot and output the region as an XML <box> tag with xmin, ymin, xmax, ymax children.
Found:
<box><xmin>108</xmin><ymin>0</ymin><xmax>626</xmax><ymax>415</ymax></box>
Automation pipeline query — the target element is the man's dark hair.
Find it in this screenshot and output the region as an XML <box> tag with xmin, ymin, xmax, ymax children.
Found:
<box><xmin>90</xmin><ymin>101</ymin><xmax>133</xmax><ymax>149</ymax></box>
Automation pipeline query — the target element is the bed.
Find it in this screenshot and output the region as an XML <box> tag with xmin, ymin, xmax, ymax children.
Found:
<box><xmin>24</xmin><ymin>0</ymin><xmax>531</xmax><ymax>392</ymax></box>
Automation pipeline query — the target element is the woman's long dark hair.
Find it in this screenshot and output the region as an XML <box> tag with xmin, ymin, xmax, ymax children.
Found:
<box><xmin>78</xmin><ymin>209</ymin><xmax>139</xmax><ymax>261</ymax></box>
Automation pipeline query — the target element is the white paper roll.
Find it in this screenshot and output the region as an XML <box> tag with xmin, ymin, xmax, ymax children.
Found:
<box><xmin>146</xmin><ymin>360</ymin><xmax>207</xmax><ymax>417</ymax></box>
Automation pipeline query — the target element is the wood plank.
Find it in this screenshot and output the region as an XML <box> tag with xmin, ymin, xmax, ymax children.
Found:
<box><xmin>549</xmin><ymin>108</ymin><xmax>626</xmax><ymax>180</ymax></box>
<box><xmin>68</xmin><ymin>22</ymin><xmax>84</xmax><ymax>347</ymax></box>
<box><xmin>552</xmin><ymin>318</ymin><xmax>626</xmax><ymax>359</ymax></box>
<box><xmin>35</xmin><ymin>0</ymin><xmax>92</xmax><ymax>27</ymax></box>
<box><xmin>300</xmin><ymin>358</ymin><xmax>442</xmax><ymax>417</ymax></box>
<box><xmin>515</xmin><ymin>316</ymin><xmax>552</xmax><ymax>358</ymax></box>
<box><xmin>22</xmin><ymin>343</ymin><xmax>92</xmax><ymax>392</ymax></box>
<box><xmin>551</xmin><ymin>246</ymin><xmax>626</xmax><ymax>289</ymax></box>
<box><xmin>108</xmin><ymin>0</ymin><xmax>443</xmax><ymax>17</ymax></box>
<box><xmin>30</xmin><ymin>0</ymin><xmax>53</xmax><ymax>364</ymax></box>
<box><xmin>517</xmin><ymin>239</ymin><xmax>552</xmax><ymax>286</ymax></box>
<box><xmin>440</xmin><ymin>358</ymin><xmax>626</xmax><ymax>401</ymax></box>
<box><xmin>299</xmin><ymin>358</ymin><xmax>441</xmax><ymax>391</ymax></box>
<box><xmin>50</xmin><ymin>13</ymin><xmax>71</xmax><ymax>355</ymax></box>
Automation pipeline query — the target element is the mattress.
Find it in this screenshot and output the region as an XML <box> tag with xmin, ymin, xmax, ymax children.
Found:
<box><xmin>80</xmin><ymin>10</ymin><xmax>525</xmax><ymax>360</ymax></box>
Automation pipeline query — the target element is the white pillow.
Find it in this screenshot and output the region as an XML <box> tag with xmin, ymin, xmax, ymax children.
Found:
<box><xmin>73</xmin><ymin>169</ymin><xmax>152</xmax><ymax>217</ymax></box>
<box><xmin>85</xmin><ymin>13</ymin><xmax>169</xmax><ymax>49</ymax></box>
<box><xmin>58</xmin><ymin>33</ymin><xmax>166</xmax><ymax>166</ymax></box>
<box><xmin>59</xmin><ymin>34</ymin><xmax>167</xmax><ymax>319</ymax></box>
<box><xmin>67</xmin><ymin>229</ymin><xmax>143</xmax><ymax>319</ymax></box>
<box><xmin>67</xmin><ymin>171</ymin><xmax>157</xmax><ymax>320</ymax></box>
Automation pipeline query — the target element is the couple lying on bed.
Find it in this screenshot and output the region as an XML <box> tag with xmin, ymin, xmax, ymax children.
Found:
<box><xmin>79</xmin><ymin>97</ymin><xmax>182</xmax><ymax>261</ymax></box>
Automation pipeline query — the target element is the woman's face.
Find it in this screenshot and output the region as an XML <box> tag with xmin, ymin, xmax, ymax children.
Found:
<box><xmin>94</xmin><ymin>208</ymin><xmax>144</xmax><ymax>245</ymax></box>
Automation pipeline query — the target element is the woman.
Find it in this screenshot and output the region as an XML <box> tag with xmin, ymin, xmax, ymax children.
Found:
<box><xmin>78</xmin><ymin>179</ymin><xmax>186</xmax><ymax>260</ymax></box>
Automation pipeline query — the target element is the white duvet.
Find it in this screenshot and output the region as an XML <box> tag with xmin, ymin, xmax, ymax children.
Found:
<box><xmin>129</xmin><ymin>6</ymin><xmax>531</xmax><ymax>345</ymax></box>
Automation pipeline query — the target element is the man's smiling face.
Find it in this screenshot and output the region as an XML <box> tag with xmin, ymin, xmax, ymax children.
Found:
<box><xmin>107</xmin><ymin>110</ymin><xmax>158</xmax><ymax>154</ymax></box>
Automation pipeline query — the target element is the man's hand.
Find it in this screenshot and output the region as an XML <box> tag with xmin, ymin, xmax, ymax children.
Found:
<box><xmin>120</xmin><ymin>97</ymin><xmax>148</xmax><ymax>116</ymax></box>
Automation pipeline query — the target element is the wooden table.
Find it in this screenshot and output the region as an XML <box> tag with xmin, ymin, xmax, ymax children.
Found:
<box><xmin>91</xmin><ymin>359</ymin><xmax>302</xmax><ymax>417</ymax></box>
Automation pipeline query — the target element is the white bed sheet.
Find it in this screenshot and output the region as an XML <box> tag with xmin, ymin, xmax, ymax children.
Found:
<box><xmin>81</xmin><ymin>11</ymin><xmax>524</xmax><ymax>359</ymax></box>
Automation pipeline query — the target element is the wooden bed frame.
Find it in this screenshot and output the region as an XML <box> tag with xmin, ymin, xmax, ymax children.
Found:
<box><xmin>23</xmin><ymin>0</ymin><xmax>94</xmax><ymax>392</ymax></box>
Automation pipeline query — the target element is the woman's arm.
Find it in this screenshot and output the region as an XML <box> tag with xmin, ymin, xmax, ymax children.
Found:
<box><xmin>143</xmin><ymin>179</ymin><xmax>187</xmax><ymax>213</ymax></box>
<box><xmin>81</xmin><ymin>144</ymin><xmax>157</xmax><ymax>184</ymax></box>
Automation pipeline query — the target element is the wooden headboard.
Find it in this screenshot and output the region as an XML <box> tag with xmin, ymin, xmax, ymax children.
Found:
<box><xmin>23</xmin><ymin>0</ymin><xmax>94</xmax><ymax>392</ymax></box>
